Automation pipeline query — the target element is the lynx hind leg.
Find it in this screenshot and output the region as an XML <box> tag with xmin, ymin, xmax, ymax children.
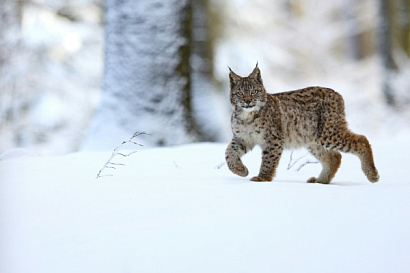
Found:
<box><xmin>307</xmin><ymin>144</ymin><xmax>342</xmax><ymax>184</ymax></box>
<box><xmin>338</xmin><ymin>132</ymin><xmax>380</xmax><ymax>183</ymax></box>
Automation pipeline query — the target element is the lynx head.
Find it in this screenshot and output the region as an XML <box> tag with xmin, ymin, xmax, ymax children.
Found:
<box><xmin>229</xmin><ymin>64</ymin><xmax>267</xmax><ymax>112</ymax></box>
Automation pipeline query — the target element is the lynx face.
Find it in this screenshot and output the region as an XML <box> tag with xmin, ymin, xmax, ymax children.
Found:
<box><xmin>229</xmin><ymin>66</ymin><xmax>267</xmax><ymax>112</ymax></box>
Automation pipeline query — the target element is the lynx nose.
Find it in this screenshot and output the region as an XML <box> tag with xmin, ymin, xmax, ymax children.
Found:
<box><xmin>243</xmin><ymin>99</ymin><xmax>254</xmax><ymax>108</ymax></box>
<box><xmin>244</xmin><ymin>97</ymin><xmax>252</xmax><ymax>104</ymax></box>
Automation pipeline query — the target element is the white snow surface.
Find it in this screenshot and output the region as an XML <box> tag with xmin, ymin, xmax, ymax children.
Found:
<box><xmin>1</xmin><ymin>141</ymin><xmax>410</xmax><ymax>273</ymax></box>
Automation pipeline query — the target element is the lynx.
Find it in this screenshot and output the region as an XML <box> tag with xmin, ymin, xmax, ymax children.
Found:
<box><xmin>225</xmin><ymin>64</ymin><xmax>379</xmax><ymax>183</ymax></box>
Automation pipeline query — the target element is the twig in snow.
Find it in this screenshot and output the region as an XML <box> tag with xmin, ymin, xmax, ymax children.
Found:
<box><xmin>287</xmin><ymin>151</ymin><xmax>319</xmax><ymax>171</ymax></box>
<box><xmin>173</xmin><ymin>161</ymin><xmax>181</xmax><ymax>169</ymax></box>
<box><xmin>294</xmin><ymin>159</ymin><xmax>319</xmax><ymax>171</ymax></box>
<box><xmin>215</xmin><ymin>162</ymin><xmax>226</xmax><ymax>169</ymax></box>
<box><xmin>287</xmin><ymin>151</ymin><xmax>307</xmax><ymax>170</ymax></box>
<box><xmin>96</xmin><ymin>131</ymin><xmax>149</xmax><ymax>178</ymax></box>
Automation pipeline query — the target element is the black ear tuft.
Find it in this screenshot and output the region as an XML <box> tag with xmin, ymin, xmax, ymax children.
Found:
<box><xmin>249</xmin><ymin>64</ymin><xmax>263</xmax><ymax>85</ymax></box>
<box><xmin>228</xmin><ymin>67</ymin><xmax>241</xmax><ymax>89</ymax></box>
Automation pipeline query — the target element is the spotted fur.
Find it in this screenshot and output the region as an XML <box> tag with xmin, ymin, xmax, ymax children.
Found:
<box><xmin>225</xmin><ymin>64</ymin><xmax>379</xmax><ymax>183</ymax></box>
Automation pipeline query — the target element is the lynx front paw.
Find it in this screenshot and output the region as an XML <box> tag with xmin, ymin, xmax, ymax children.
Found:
<box><xmin>229</xmin><ymin>164</ymin><xmax>249</xmax><ymax>177</ymax></box>
<box><xmin>365</xmin><ymin>169</ymin><xmax>380</xmax><ymax>183</ymax></box>
<box><xmin>250</xmin><ymin>176</ymin><xmax>272</xmax><ymax>182</ymax></box>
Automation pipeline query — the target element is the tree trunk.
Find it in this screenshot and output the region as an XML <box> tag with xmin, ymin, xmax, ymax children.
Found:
<box><xmin>89</xmin><ymin>0</ymin><xmax>201</xmax><ymax>147</ymax></box>
<box><xmin>377</xmin><ymin>0</ymin><xmax>398</xmax><ymax>107</ymax></box>
<box><xmin>0</xmin><ymin>0</ymin><xmax>23</xmax><ymax>150</ymax></box>
<box><xmin>343</xmin><ymin>0</ymin><xmax>362</xmax><ymax>60</ymax></box>
<box><xmin>190</xmin><ymin>0</ymin><xmax>223</xmax><ymax>142</ymax></box>
<box><xmin>397</xmin><ymin>0</ymin><xmax>410</xmax><ymax>57</ymax></box>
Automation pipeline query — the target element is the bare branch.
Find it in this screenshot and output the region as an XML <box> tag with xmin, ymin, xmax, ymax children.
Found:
<box><xmin>118</xmin><ymin>150</ymin><xmax>139</xmax><ymax>157</ymax></box>
<box><xmin>215</xmin><ymin>162</ymin><xmax>226</xmax><ymax>169</ymax></box>
<box><xmin>96</xmin><ymin>131</ymin><xmax>149</xmax><ymax>178</ymax></box>
<box><xmin>173</xmin><ymin>161</ymin><xmax>181</xmax><ymax>169</ymax></box>
<box><xmin>295</xmin><ymin>160</ymin><xmax>319</xmax><ymax>171</ymax></box>
<box><xmin>287</xmin><ymin>151</ymin><xmax>318</xmax><ymax>171</ymax></box>
<box><xmin>287</xmin><ymin>151</ymin><xmax>294</xmax><ymax>170</ymax></box>
<box><xmin>108</xmin><ymin>162</ymin><xmax>125</xmax><ymax>166</ymax></box>
<box><xmin>287</xmin><ymin>151</ymin><xmax>310</xmax><ymax>170</ymax></box>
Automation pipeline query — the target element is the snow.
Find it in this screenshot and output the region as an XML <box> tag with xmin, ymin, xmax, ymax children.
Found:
<box><xmin>1</xmin><ymin>141</ymin><xmax>410</xmax><ymax>273</ymax></box>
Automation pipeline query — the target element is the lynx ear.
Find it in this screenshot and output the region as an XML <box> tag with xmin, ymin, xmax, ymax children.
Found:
<box><xmin>249</xmin><ymin>63</ymin><xmax>263</xmax><ymax>85</ymax></box>
<box><xmin>228</xmin><ymin>67</ymin><xmax>241</xmax><ymax>89</ymax></box>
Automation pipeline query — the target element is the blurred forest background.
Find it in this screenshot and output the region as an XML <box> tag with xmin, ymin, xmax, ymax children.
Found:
<box><xmin>1</xmin><ymin>0</ymin><xmax>409</xmax><ymax>155</ymax></box>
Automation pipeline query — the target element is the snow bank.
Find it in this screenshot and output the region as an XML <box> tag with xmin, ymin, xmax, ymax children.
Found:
<box><xmin>1</xmin><ymin>142</ymin><xmax>409</xmax><ymax>273</ymax></box>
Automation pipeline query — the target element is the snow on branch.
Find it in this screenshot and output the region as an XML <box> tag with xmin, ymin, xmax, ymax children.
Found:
<box><xmin>96</xmin><ymin>131</ymin><xmax>149</xmax><ymax>178</ymax></box>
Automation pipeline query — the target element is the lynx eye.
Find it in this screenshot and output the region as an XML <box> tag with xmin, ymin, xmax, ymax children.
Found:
<box><xmin>251</xmin><ymin>90</ymin><xmax>258</xmax><ymax>95</ymax></box>
<box><xmin>236</xmin><ymin>90</ymin><xmax>245</xmax><ymax>96</ymax></box>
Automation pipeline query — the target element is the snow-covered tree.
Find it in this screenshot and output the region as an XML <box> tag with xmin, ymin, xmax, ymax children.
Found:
<box><xmin>397</xmin><ymin>0</ymin><xmax>410</xmax><ymax>58</ymax></box>
<box><xmin>0</xmin><ymin>0</ymin><xmax>23</xmax><ymax>151</ymax></box>
<box><xmin>0</xmin><ymin>0</ymin><xmax>103</xmax><ymax>155</ymax></box>
<box><xmin>87</xmin><ymin>0</ymin><xmax>204</xmax><ymax>148</ymax></box>
<box><xmin>191</xmin><ymin>0</ymin><xmax>226</xmax><ymax>142</ymax></box>
<box><xmin>377</xmin><ymin>0</ymin><xmax>398</xmax><ymax>107</ymax></box>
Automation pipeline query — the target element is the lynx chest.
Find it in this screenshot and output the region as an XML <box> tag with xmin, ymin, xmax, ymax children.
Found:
<box><xmin>232</xmin><ymin>111</ymin><xmax>267</xmax><ymax>148</ymax></box>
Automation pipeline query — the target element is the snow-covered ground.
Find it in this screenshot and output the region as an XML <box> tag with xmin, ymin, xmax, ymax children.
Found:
<box><xmin>1</xmin><ymin>140</ymin><xmax>410</xmax><ymax>273</ymax></box>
